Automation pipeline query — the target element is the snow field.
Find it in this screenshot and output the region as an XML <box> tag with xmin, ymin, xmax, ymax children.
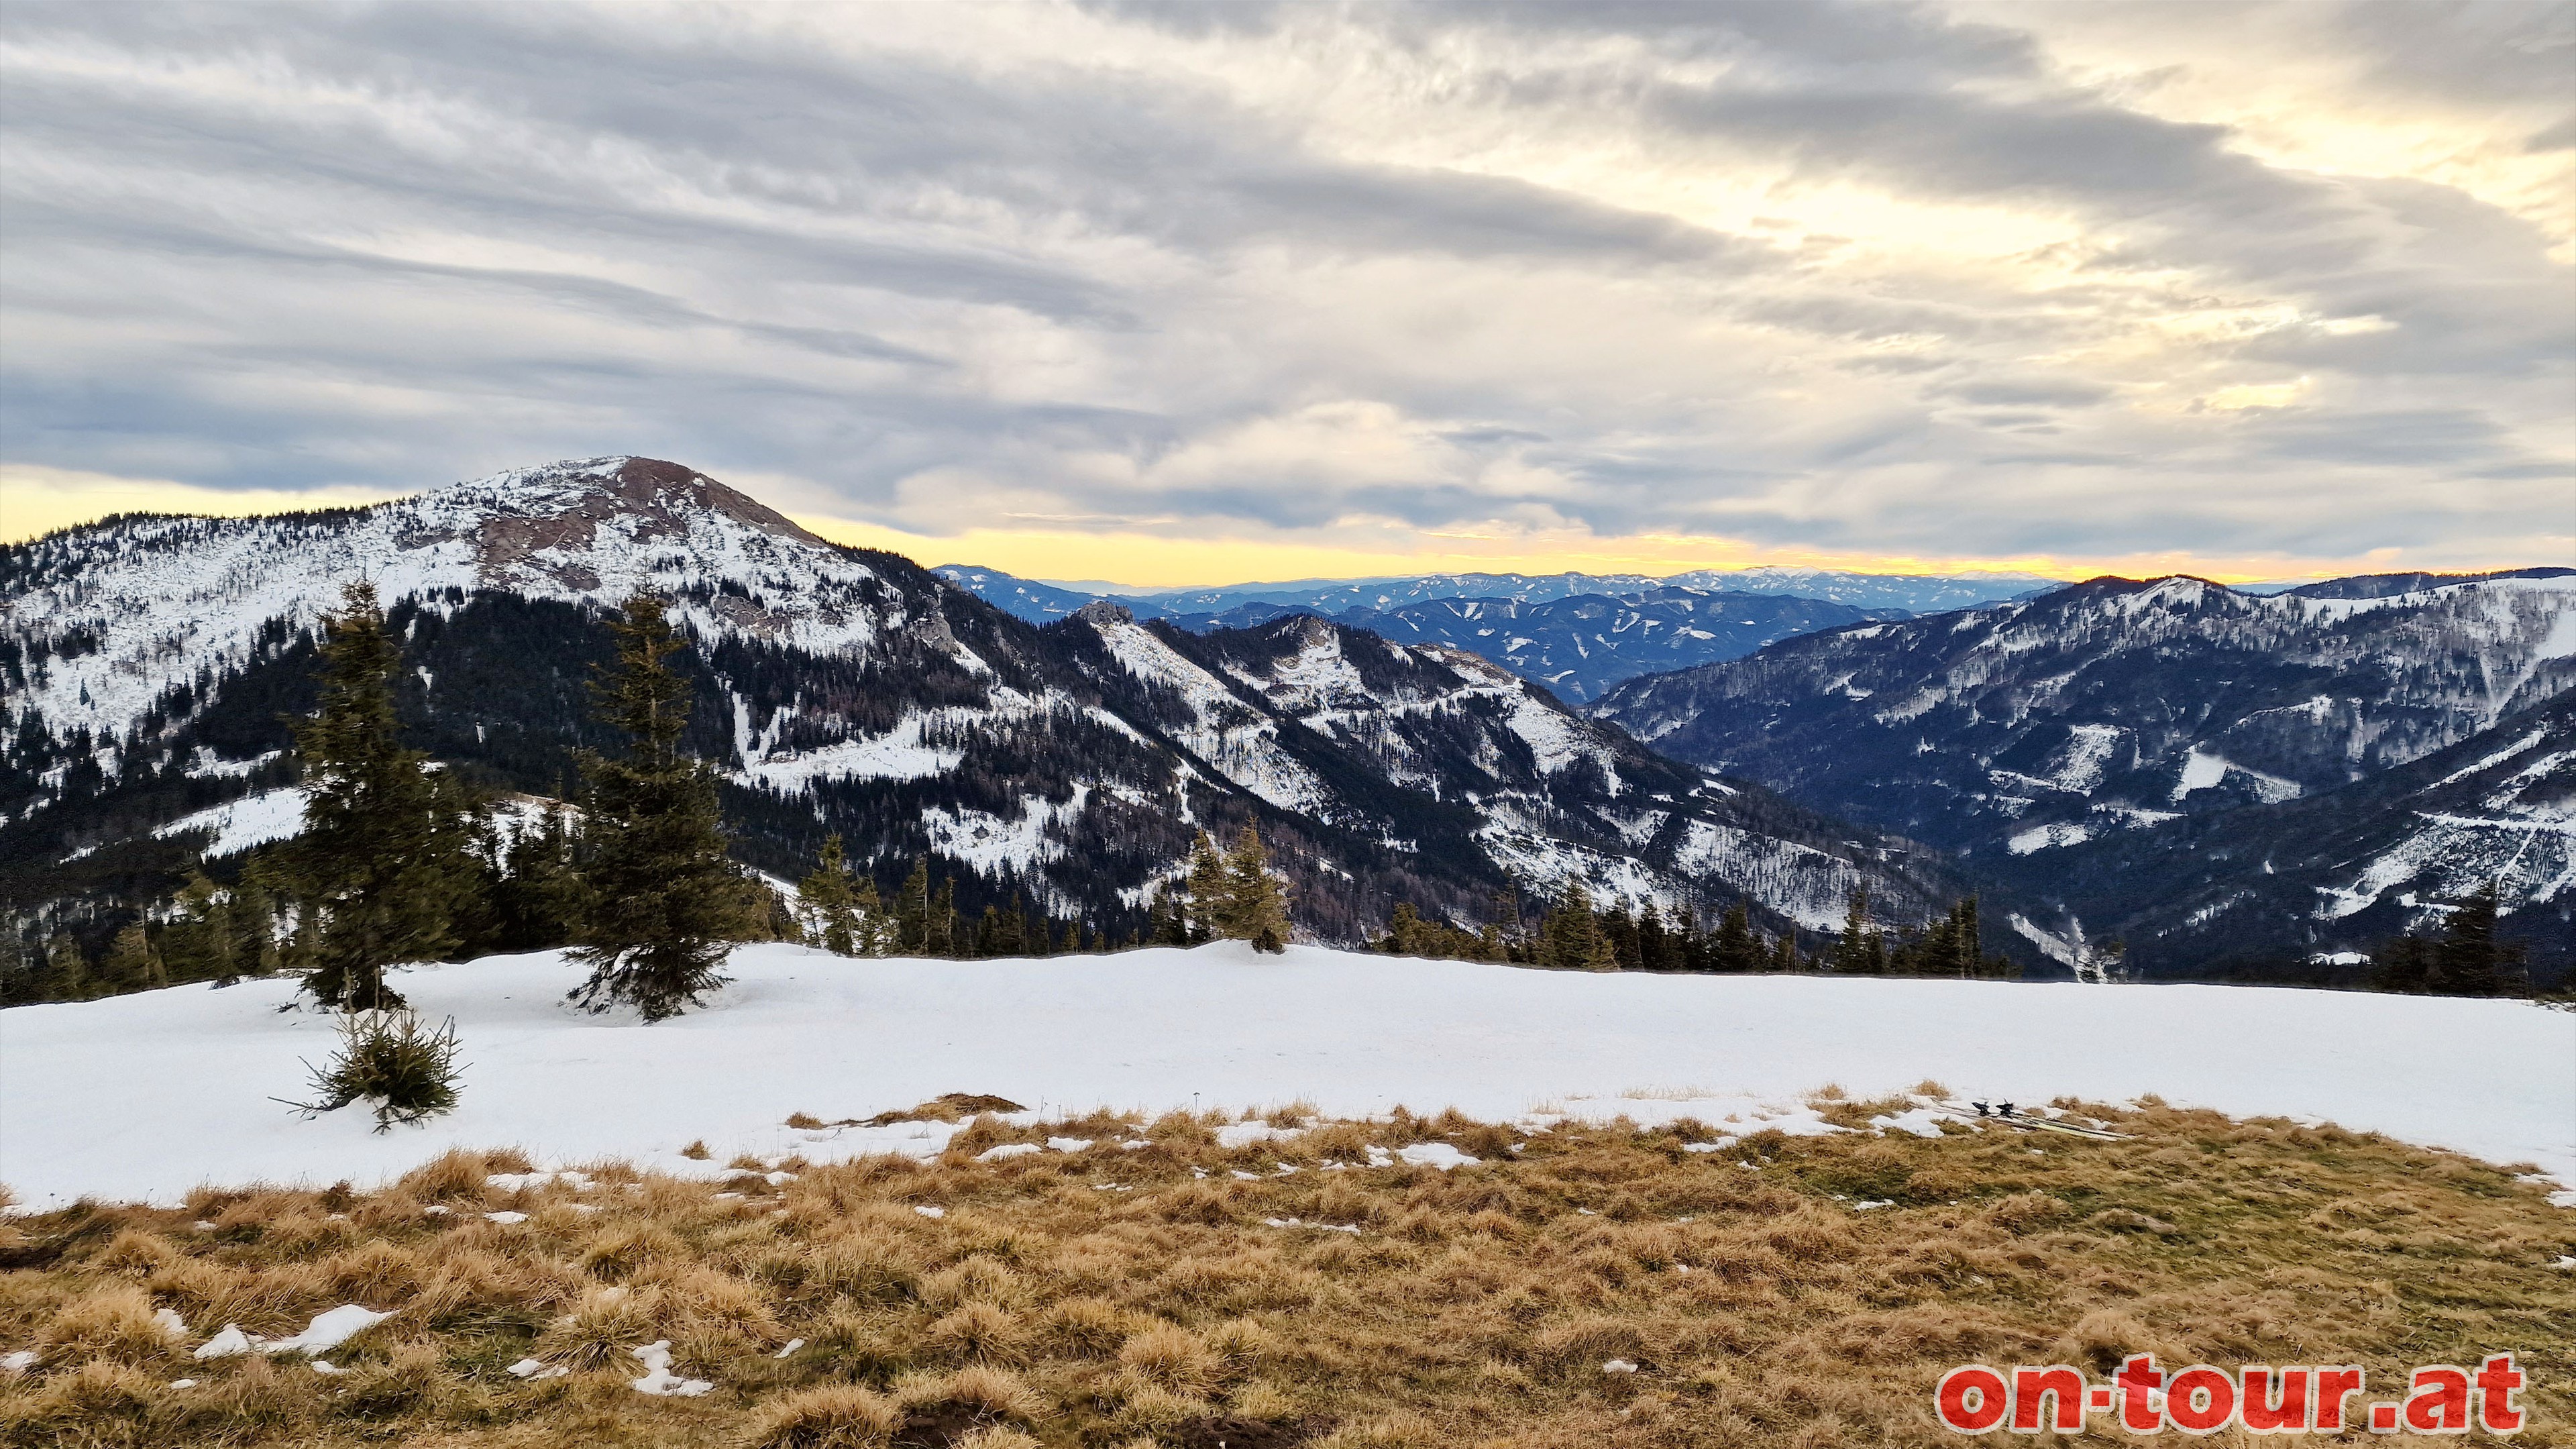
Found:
<box><xmin>2</xmin><ymin>941</ymin><xmax>2570</xmax><ymax>1213</ymax></box>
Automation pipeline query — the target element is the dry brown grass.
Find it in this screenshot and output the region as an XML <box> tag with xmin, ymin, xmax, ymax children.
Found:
<box><xmin>0</xmin><ymin>1107</ymin><xmax>2569</xmax><ymax>1447</ymax></box>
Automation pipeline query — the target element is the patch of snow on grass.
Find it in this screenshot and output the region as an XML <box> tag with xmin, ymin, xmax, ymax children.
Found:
<box><xmin>1215</xmin><ymin>1122</ymin><xmax>1305</xmax><ymax>1149</ymax></box>
<box><xmin>629</xmin><ymin>1340</ymin><xmax>711</xmax><ymax>1397</ymax></box>
<box><xmin>197</xmin><ymin>1305</ymin><xmax>394</xmax><ymax>1359</ymax></box>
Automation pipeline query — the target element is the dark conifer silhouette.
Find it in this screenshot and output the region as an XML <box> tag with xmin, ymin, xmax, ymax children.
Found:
<box><xmin>569</xmin><ymin>594</ymin><xmax>745</xmax><ymax>1021</ymax></box>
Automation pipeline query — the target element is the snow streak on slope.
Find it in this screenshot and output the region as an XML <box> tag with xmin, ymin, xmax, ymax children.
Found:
<box><xmin>3</xmin><ymin>943</ymin><xmax>2566</xmax><ymax>1210</ymax></box>
<box><xmin>149</xmin><ymin>786</ymin><xmax>310</xmax><ymax>859</ymax></box>
<box><xmin>922</xmin><ymin>786</ymin><xmax>1092</xmax><ymax>880</ymax></box>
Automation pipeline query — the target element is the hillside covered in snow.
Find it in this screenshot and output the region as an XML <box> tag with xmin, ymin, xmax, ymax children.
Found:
<box><xmin>1591</xmin><ymin>570</ymin><xmax>2576</xmax><ymax>975</ymax></box>
<box><xmin>4</xmin><ymin>941</ymin><xmax>2567</xmax><ymax>1212</ymax></box>
<box><xmin>1</xmin><ymin>458</ymin><xmax>1973</xmax><ymax>967</ymax></box>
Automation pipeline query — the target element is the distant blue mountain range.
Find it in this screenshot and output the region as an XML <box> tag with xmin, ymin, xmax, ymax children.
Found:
<box><xmin>930</xmin><ymin>564</ymin><xmax>2059</xmax><ymax>701</ymax></box>
<box><xmin>934</xmin><ymin>564</ymin><xmax>2062</xmax><ymax>623</ymax></box>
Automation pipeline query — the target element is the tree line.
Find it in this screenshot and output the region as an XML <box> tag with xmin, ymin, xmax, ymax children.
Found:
<box><xmin>2370</xmin><ymin>881</ymin><xmax>2528</xmax><ymax>998</ymax></box>
<box><xmin>794</xmin><ymin>821</ymin><xmax>1294</xmax><ymax>960</ymax></box>
<box><xmin>1371</xmin><ymin>877</ymin><xmax>2018</xmax><ymax>977</ymax></box>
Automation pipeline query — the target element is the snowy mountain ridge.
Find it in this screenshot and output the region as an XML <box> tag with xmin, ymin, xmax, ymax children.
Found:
<box><xmin>3</xmin><ymin>458</ymin><xmax>1975</xmax><ymax>957</ymax></box>
<box><xmin>1589</xmin><ymin>570</ymin><xmax>2576</xmax><ymax>973</ymax></box>
<box><xmin>6</xmin><ymin>457</ymin><xmax>935</xmax><ymax>751</ymax></box>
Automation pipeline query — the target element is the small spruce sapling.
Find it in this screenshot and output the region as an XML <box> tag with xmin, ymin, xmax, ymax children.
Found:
<box><xmin>286</xmin><ymin>1009</ymin><xmax>465</xmax><ymax>1132</ymax></box>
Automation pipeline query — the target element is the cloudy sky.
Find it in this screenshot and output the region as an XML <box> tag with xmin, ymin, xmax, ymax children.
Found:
<box><xmin>3</xmin><ymin>1</ymin><xmax>2569</xmax><ymax>584</ymax></box>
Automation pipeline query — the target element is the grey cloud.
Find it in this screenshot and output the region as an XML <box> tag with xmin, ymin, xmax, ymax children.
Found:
<box><xmin>1933</xmin><ymin>378</ymin><xmax>2115</xmax><ymax>407</ymax></box>
<box><xmin>0</xmin><ymin>0</ymin><xmax>2563</xmax><ymax>568</ymax></box>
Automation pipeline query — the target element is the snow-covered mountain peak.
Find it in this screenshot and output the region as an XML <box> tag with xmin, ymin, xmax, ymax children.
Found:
<box><xmin>3</xmin><ymin>457</ymin><xmax>911</xmax><ymax>749</ymax></box>
<box><xmin>402</xmin><ymin>456</ymin><xmax>832</xmax><ymax>578</ymax></box>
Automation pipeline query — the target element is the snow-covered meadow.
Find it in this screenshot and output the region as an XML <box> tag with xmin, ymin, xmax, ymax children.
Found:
<box><xmin>3</xmin><ymin>943</ymin><xmax>2570</xmax><ymax>1212</ymax></box>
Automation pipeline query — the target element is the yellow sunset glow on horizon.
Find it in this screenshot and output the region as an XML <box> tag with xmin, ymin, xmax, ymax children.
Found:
<box><xmin>0</xmin><ymin>464</ymin><xmax>2526</xmax><ymax>593</ymax></box>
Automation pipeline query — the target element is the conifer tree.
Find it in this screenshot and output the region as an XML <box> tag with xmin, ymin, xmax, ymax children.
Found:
<box><xmin>997</xmin><ymin>893</ymin><xmax>1028</xmax><ymax>956</ymax></box>
<box><xmin>103</xmin><ymin>921</ymin><xmax>162</xmax><ymax>991</ymax></box>
<box><xmin>2428</xmin><ymin>880</ymin><xmax>2520</xmax><ymax>996</ymax></box>
<box><xmin>1183</xmin><ymin>833</ymin><xmax>1228</xmax><ymax>944</ymax></box>
<box><xmin>2369</xmin><ymin>932</ymin><xmax>2435</xmax><ymax>993</ymax></box>
<box><xmin>851</xmin><ymin>875</ymin><xmax>894</xmax><ymax>956</ymax></box>
<box><xmin>570</xmin><ymin>594</ymin><xmax>744</xmax><ymax>1021</ymax></box>
<box><xmin>1829</xmin><ymin>888</ymin><xmax>1887</xmax><ymax>974</ymax></box>
<box><xmin>1383</xmin><ymin>902</ymin><xmax>1425</xmax><ymax>955</ymax></box>
<box><xmin>1540</xmin><ymin>875</ymin><xmax>1597</xmax><ymax>968</ymax></box>
<box><xmin>163</xmin><ymin>871</ymin><xmax>235</xmax><ymax>983</ymax></box>
<box><xmin>1582</xmin><ymin>931</ymin><xmax>1619</xmax><ymax>972</ymax></box>
<box><xmin>292</xmin><ymin>581</ymin><xmax>478</xmax><ymax>1010</ymax></box>
<box><xmin>1059</xmin><ymin>920</ymin><xmax>1081</xmax><ymax>955</ymax></box>
<box><xmin>231</xmin><ymin>857</ymin><xmax>282</xmax><ymax>976</ymax></box>
<box><xmin>44</xmin><ymin>934</ymin><xmax>90</xmax><ymax>1000</ymax></box>
<box><xmin>1601</xmin><ymin>903</ymin><xmax>1641</xmax><ymax>970</ymax></box>
<box><xmin>1149</xmin><ymin>883</ymin><xmax>1189</xmax><ymax>946</ymax></box>
<box><xmin>1223</xmin><ymin>824</ymin><xmax>1291</xmax><ymax>952</ymax></box>
<box><xmin>896</xmin><ymin>859</ymin><xmax>931</xmax><ymax>953</ymax></box>
<box><xmin>929</xmin><ymin>877</ymin><xmax>957</xmax><ymax>957</ymax></box>
<box><xmin>798</xmin><ymin>834</ymin><xmax>861</xmax><ymax>955</ymax></box>
<box><xmin>494</xmin><ymin>803</ymin><xmax>588</xmax><ymax>952</ymax></box>
<box><xmin>1711</xmin><ymin>902</ymin><xmax>1760</xmax><ymax>973</ymax></box>
<box><xmin>1770</xmin><ymin>926</ymin><xmax>1800</xmax><ymax>972</ymax></box>
<box><xmin>1635</xmin><ymin>902</ymin><xmax>1670</xmax><ymax>972</ymax></box>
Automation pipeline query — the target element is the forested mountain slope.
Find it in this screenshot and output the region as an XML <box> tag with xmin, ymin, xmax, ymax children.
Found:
<box><xmin>1589</xmin><ymin>572</ymin><xmax>2576</xmax><ymax>976</ymax></box>
<box><xmin>1142</xmin><ymin>589</ymin><xmax>1907</xmax><ymax>704</ymax></box>
<box><xmin>1</xmin><ymin>458</ymin><xmax>1978</xmax><ymax>965</ymax></box>
<box><xmin>2001</xmin><ymin>689</ymin><xmax>2574</xmax><ymax>977</ymax></box>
